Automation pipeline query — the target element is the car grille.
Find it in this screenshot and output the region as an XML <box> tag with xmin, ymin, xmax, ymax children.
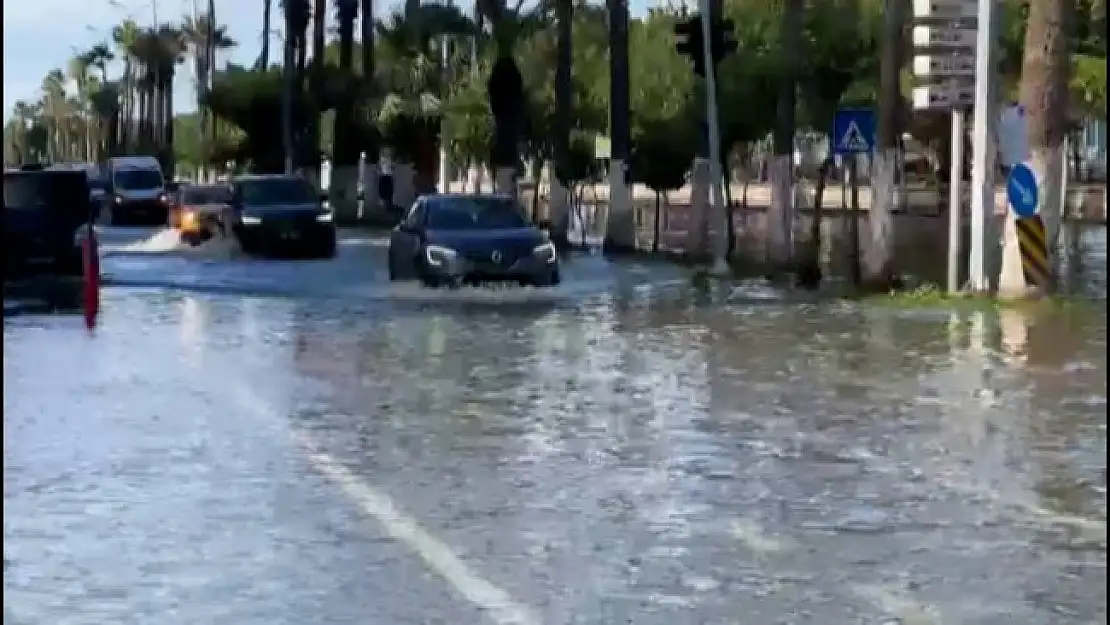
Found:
<box><xmin>463</xmin><ymin>247</ymin><xmax>528</xmax><ymax>266</ymax></box>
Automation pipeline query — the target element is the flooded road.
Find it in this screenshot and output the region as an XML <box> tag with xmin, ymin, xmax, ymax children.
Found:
<box><xmin>4</xmin><ymin>227</ymin><xmax>1107</xmax><ymax>624</ymax></box>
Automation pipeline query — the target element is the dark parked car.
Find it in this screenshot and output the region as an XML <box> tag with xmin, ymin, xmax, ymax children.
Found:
<box><xmin>172</xmin><ymin>183</ymin><xmax>233</xmax><ymax>246</ymax></box>
<box><xmin>388</xmin><ymin>194</ymin><xmax>560</xmax><ymax>287</ymax></box>
<box><xmin>228</xmin><ymin>174</ymin><xmax>336</xmax><ymax>257</ymax></box>
<box><xmin>4</xmin><ymin>169</ymin><xmax>97</xmax><ymax>278</ymax></box>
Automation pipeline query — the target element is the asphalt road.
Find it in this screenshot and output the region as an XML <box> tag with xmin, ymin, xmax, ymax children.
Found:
<box><xmin>4</xmin><ymin>226</ymin><xmax>1106</xmax><ymax>625</ymax></box>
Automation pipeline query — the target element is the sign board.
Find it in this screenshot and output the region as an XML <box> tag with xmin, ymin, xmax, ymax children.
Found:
<box><xmin>998</xmin><ymin>104</ymin><xmax>1030</xmax><ymax>167</ymax></box>
<box><xmin>912</xmin><ymin>0</ymin><xmax>978</xmax><ymax>20</ymax></box>
<box><xmin>1007</xmin><ymin>162</ymin><xmax>1039</xmax><ymax>218</ymax></box>
<box><xmin>831</xmin><ymin>109</ymin><xmax>875</xmax><ymax>155</ymax></box>
<box><xmin>912</xmin><ymin>55</ymin><xmax>975</xmax><ymax>78</ymax></box>
<box><xmin>912</xmin><ymin>84</ymin><xmax>974</xmax><ymax>110</ymax></box>
<box><xmin>912</xmin><ymin>25</ymin><xmax>977</xmax><ymax>49</ymax></box>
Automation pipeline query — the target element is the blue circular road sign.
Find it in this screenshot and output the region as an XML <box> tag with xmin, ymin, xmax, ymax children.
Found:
<box><xmin>1006</xmin><ymin>162</ymin><xmax>1039</xmax><ymax>218</ymax></box>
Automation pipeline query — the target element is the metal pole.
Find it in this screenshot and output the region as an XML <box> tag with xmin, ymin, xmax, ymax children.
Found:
<box><xmin>697</xmin><ymin>0</ymin><xmax>728</xmax><ymax>274</ymax></box>
<box><xmin>849</xmin><ymin>156</ymin><xmax>861</xmax><ymax>286</ymax></box>
<box><xmin>967</xmin><ymin>0</ymin><xmax>998</xmax><ymax>292</ymax></box>
<box><xmin>437</xmin><ymin>36</ymin><xmax>450</xmax><ymax>193</ymax></box>
<box><xmin>947</xmin><ymin>108</ymin><xmax>964</xmax><ymax>293</ymax></box>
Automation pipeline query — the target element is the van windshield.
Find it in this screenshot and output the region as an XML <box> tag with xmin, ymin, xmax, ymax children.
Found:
<box><xmin>114</xmin><ymin>169</ymin><xmax>163</xmax><ymax>191</ymax></box>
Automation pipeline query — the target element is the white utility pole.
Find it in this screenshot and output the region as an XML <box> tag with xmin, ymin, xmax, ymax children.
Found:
<box><xmin>696</xmin><ymin>0</ymin><xmax>729</xmax><ymax>275</ymax></box>
<box><xmin>967</xmin><ymin>0</ymin><xmax>999</xmax><ymax>292</ymax></box>
<box><xmin>437</xmin><ymin>35</ymin><xmax>450</xmax><ymax>194</ymax></box>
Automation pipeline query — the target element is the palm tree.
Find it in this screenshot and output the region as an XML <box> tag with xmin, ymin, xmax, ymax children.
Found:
<box><xmin>375</xmin><ymin>3</ymin><xmax>476</xmax><ymax>209</ymax></box>
<box><xmin>40</xmin><ymin>70</ymin><xmax>68</xmax><ymax>161</ymax></box>
<box><xmin>476</xmin><ymin>0</ymin><xmax>543</xmax><ymax>196</ymax></box>
<box><xmin>112</xmin><ymin>19</ymin><xmax>141</xmax><ymax>150</ymax></box>
<box><xmin>67</xmin><ymin>52</ymin><xmax>95</xmax><ymax>160</ymax></box>
<box><xmin>183</xmin><ymin>12</ymin><xmax>236</xmax><ymax>175</ymax></box>
<box><xmin>602</xmin><ymin>0</ymin><xmax>633</xmax><ymax>252</ymax></box>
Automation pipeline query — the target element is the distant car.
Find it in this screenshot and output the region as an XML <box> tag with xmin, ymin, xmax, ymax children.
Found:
<box><xmin>106</xmin><ymin>155</ymin><xmax>170</xmax><ymax>225</ymax></box>
<box><xmin>4</xmin><ymin>169</ymin><xmax>97</xmax><ymax>278</ymax></box>
<box><xmin>173</xmin><ymin>183</ymin><xmax>233</xmax><ymax>246</ymax></box>
<box><xmin>388</xmin><ymin>194</ymin><xmax>560</xmax><ymax>288</ymax></box>
<box><xmin>227</xmin><ymin>174</ymin><xmax>336</xmax><ymax>258</ymax></box>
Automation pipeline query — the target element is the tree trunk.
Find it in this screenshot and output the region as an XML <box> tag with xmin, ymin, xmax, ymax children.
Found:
<box><xmin>359</xmin><ymin>0</ymin><xmax>378</xmax><ymax>219</ymax></box>
<box><xmin>864</xmin><ymin>0</ymin><xmax>905</xmax><ymax>290</ymax></box>
<box><xmin>768</xmin><ymin>0</ymin><xmax>802</xmax><ymax>273</ymax></box>
<box><xmin>1000</xmin><ymin>0</ymin><xmax>1071</xmax><ymax>298</ymax></box>
<box><xmin>281</xmin><ymin>10</ymin><xmax>296</xmax><ymax>173</ymax></box>
<box><xmin>309</xmin><ymin>0</ymin><xmax>327</xmax><ymax>181</ymax></box>
<box><xmin>487</xmin><ymin>54</ymin><xmax>524</xmax><ymax>199</ymax></box>
<box><xmin>798</xmin><ymin>156</ymin><xmax>832</xmax><ymax>288</ymax></box>
<box><xmin>260</xmin><ymin>0</ymin><xmax>272</xmax><ymax>70</ymax></box>
<box><xmin>331</xmin><ymin>1</ymin><xmax>360</xmax><ymax>224</ymax></box>
<box><xmin>604</xmin><ymin>0</ymin><xmax>634</xmax><ymax>253</ymax></box>
<box><xmin>550</xmin><ymin>0</ymin><xmax>573</xmax><ymax>249</ymax></box>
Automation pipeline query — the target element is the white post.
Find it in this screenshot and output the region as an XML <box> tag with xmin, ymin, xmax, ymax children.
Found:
<box><xmin>967</xmin><ymin>0</ymin><xmax>998</xmax><ymax>292</ymax></box>
<box><xmin>947</xmin><ymin>109</ymin><xmax>964</xmax><ymax>293</ymax></box>
<box><xmin>696</xmin><ymin>0</ymin><xmax>729</xmax><ymax>275</ymax></box>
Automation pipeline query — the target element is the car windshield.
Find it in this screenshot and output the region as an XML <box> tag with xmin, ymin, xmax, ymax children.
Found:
<box><xmin>426</xmin><ymin>197</ymin><xmax>528</xmax><ymax>230</ymax></box>
<box><xmin>114</xmin><ymin>168</ymin><xmax>163</xmax><ymax>190</ymax></box>
<box><xmin>181</xmin><ymin>185</ymin><xmax>231</xmax><ymax>205</ymax></box>
<box><xmin>239</xmin><ymin>179</ymin><xmax>317</xmax><ymax>206</ymax></box>
<box><xmin>4</xmin><ymin>172</ymin><xmax>88</xmax><ymax>209</ymax></box>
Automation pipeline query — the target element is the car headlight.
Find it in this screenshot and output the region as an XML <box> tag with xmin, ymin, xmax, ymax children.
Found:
<box><xmin>181</xmin><ymin>211</ymin><xmax>198</xmax><ymax>228</ymax></box>
<box><xmin>241</xmin><ymin>215</ymin><xmax>262</xmax><ymax>225</ymax></box>
<box><xmin>114</xmin><ymin>195</ymin><xmax>123</xmax><ymax>204</ymax></box>
<box><xmin>159</xmin><ymin>194</ymin><xmax>168</xmax><ymax>203</ymax></box>
<box><xmin>533</xmin><ymin>241</ymin><xmax>557</xmax><ymax>263</ymax></box>
<box><xmin>315</xmin><ymin>212</ymin><xmax>333</xmax><ymax>222</ymax></box>
<box><xmin>424</xmin><ymin>244</ymin><xmax>457</xmax><ymax>267</ymax></box>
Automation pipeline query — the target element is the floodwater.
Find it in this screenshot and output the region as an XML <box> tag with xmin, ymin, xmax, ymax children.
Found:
<box><xmin>4</xmin><ymin>226</ymin><xmax>1106</xmax><ymax>624</ymax></box>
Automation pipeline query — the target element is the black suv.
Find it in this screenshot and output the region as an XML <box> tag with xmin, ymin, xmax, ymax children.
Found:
<box><xmin>4</xmin><ymin>168</ymin><xmax>97</xmax><ymax>278</ymax></box>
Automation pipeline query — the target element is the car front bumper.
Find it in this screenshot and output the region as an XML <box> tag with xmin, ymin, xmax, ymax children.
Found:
<box><xmin>113</xmin><ymin>199</ymin><xmax>168</xmax><ymax>220</ymax></box>
<box><xmin>424</xmin><ymin>252</ymin><xmax>559</xmax><ymax>284</ymax></box>
<box><xmin>237</xmin><ymin>220</ymin><xmax>336</xmax><ymax>249</ymax></box>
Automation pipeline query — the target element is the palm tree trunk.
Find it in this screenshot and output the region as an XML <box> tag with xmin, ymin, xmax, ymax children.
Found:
<box><xmin>261</xmin><ymin>0</ymin><xmax>272</xmax><ymax>69</ymax></box>
<box><xmin>281</xmin><ymin>7</ymin><xmax>296</xmax><ymax>173</ymax></box>
<box><xmin>604</xmin><ymin>0</ymin><xmax>634</xmax><ymax>253</ymax></box>
<box><xmin>331</xmin><ymin>0</ymin><xmax>360</xmax><ymax>223</ymax></box>
<box><xmin>863</xmin><ymin>0</ymin><xmax>906</xmax><ymax>289</ymax></box>
<box><xmin>1000</xmin><ymin>0</ymin><xmax>1071</xmax><ymax>297</ymax></box>
<box><xmin>768</xmin><ymin>0</ymin><xmax>802</xmax><ymax>274</ymax></box>
<box><xmin>549</xmin><ymin>0</ymin><xmax>573</xmax><ymax>249</ymax></box>
<box><xmin>164</xmin><ymin>75</ymin><xmax>175</xmax><ymax>174</ymax></box>
<box><xmin>307</xmin><ymin>0</ymin><xmax>326</xmax><ymax>185</ymax></box>
<box><xmin>358</xmin><ymin>0</ymin><xmax>378</xmax><ymax>218</ymax></box>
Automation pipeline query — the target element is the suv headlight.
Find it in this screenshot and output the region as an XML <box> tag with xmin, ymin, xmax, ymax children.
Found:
<box><xmin>315</xmin><ymin>212</ymin><xmax>333</xmax><ymax>222</ymax></box>
<box><xmin>424</xmin><ymin>244</ymin><xmax>457</xmax><ymax>267</ymax></box>
<box><xmin>533</xmin><ymin>241</ymin><xmax>556</xmax><ymax>263</ymax></box>
<box><xmin>241</xmin><ymin>215</ymin><xmax>262</xmax><ymax>225</ymax></box>
<box><xmin>114</xmin><ymin>195</ymin><xmax>123</xmax><ymax>204</ymax></box>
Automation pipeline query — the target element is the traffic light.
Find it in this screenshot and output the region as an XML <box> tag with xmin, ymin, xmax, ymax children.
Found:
<box><xmin>673</xmin><ymin>18</ymin><xmax>706</xmax><ymax>77</ymax></box>
<box><xmin>673</xmin><ymin>15</ymin><xmax>737</xmax><ymax>77</ymax></box>
<box><xmin>711</xmin><ymin>18</ymin><xmax>737</xmax><ymax>64</ymax></box>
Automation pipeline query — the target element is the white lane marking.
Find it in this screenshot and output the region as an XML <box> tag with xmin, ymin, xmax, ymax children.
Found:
<box><xmin>293</xmin><ymin>437</ymin><xmax>543</xmax><ymax>625</ymax></box>
<box><xmin>228</xmin><ymin>385</ymin><xmax>542</xmax><ymax>625</ymax></box>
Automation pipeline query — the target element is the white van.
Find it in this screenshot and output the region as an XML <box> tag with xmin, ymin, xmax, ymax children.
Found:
<box><xmin>106</xmin><ymin>155</ymin><xmax>169</xmax><ymax>225</ymax></box>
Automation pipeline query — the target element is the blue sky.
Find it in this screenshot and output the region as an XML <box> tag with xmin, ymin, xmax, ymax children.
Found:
<box><xmin>3</xmin><ymin>0</ymin><xmax>661</xmax><ymax>120</ymax></box>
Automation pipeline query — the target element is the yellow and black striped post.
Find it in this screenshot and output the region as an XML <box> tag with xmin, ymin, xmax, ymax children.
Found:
<box><xmin>1014</xmin><ymin>215</ymin><xmax>1051</xmax><ymax>290</ymax></box>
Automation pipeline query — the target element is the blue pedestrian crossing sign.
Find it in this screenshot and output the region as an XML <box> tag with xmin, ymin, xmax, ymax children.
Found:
<box><xmin>1006</xmin><ymin>162</ymin><xmax>1039</xmax><ymax>218</ymax></box>
<box><xmin>832</xmin><ymin>108</ymin><xmax>876</xmax><ymax>155</ymax></box>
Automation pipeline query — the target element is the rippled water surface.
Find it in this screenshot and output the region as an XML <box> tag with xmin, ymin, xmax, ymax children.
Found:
<box><xmin>4</xmin><ymin>227</ymin><xmax>1107</xmax><ymax>625</ymax></box>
